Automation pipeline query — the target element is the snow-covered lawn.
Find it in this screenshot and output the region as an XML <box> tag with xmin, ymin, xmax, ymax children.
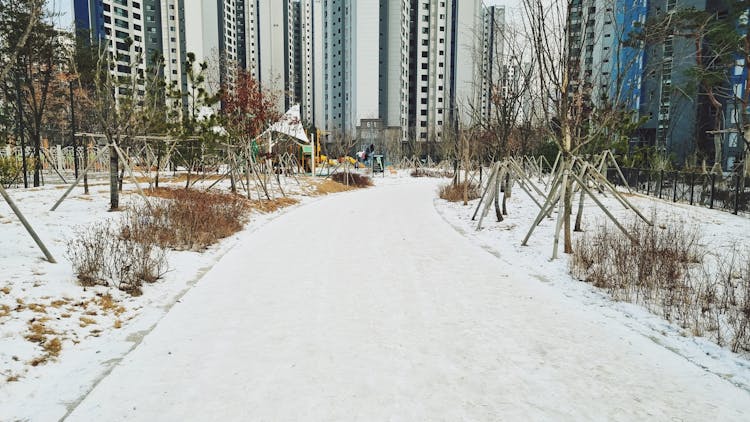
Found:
<box><xmin>434</xmin><ymin>173</ymin><xmax>750</xmax><ymax>390</ymax></box>
<box><xmin>0</xmin><ymin>174</ymin><xmax>351</xmax><ymax>420</ymax></box>
<box><xmin>1</xmin><ymin>169</ymin><xmax>749</xmax><ymax>420</ymax></box>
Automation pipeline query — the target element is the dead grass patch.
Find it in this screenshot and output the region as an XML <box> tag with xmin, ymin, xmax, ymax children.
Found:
<box><xmin>25</xmin><ymin>321</ymin><xmax>55</xmax><ymax>344</ymax></box>
<box><xmin>43</xmin><ymin>337</ymin><xmax>62</xmax><ymax>356</ymax></box>
<box><xmin>29</xmin><ymin>356</ymin><xmax>47</xmax><ymax>366</ymax></box>
<box><xmin>1</xmin><ymin>286</ymin><xmax>10</xmax><ymax>294</ymax></box>
<box><xmin>314</xmin><ymin>179</ymin><xmax>356</xmax><ymax>195</ymax></box>
<box><xmin>27</xmin><ymin>303</ymin><xmax>47</xmax><ymax>313</ymax></box>
<box><xmin>97</xmin><ymin>294</ymin><xmax>117</xmax><ymax>312</ymax></box>
<box><xmin>79</xmin><ymin>316</ymin><xmax>96</xmax><ymax>327</ymax></box>
<box><xmin>439</xmin><ymin>181</ymin><xmax>480</xmax><ymax>202</ymax></box>
<box><xmin>50</xmin><ymin>299</ymin><xmax>69</xmax><ymax>308</ymax></box>
<box><xmin>248</xmin><ymin>197</ymin><xmax>299</xmax><ymax>213</ymax></box>
<box><xmin>0</xmin><ymin>304</ymin><xmax>10</xmax><ymax>318</ymax></box>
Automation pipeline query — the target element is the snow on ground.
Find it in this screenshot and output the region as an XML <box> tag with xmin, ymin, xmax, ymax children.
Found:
<box><xmin>64</xmin><ymin>176</ymin><xmax>750</xmax><ymax>421</ymax></box>
<box><xmin>434</xmin><ymin>171</ymin><xmax>750</xmax><ymax>392</ymax></box>
<box><xmin>1</xmin><ymin>168</ymin><xmax>750</xmax><ymax>420</ymax></box>
<box><xmin>0</xmin><ymin>172</ymin><xmax>344</xmax><ymax>421</ymax></box>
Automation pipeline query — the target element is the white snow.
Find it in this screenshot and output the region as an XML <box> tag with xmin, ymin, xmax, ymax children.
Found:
<box><xmin>0</xmin><ymin>176</ymin><xmax>317</xmax><ymax>420</ymax></box>
<box><xmin>2</xmin><ymin>171</ymin><xmax>750</xmax><ymax>420</ymax></box>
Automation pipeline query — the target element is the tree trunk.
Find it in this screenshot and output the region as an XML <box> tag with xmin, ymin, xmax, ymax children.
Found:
<box><xmin>562</xmin><ymin>119</ymin><xmax>574</xmax><ymax>253</ymax></box>
<box><xmin>494</xmin><ymin>169</ymin><xmax>504</xmax><ymax>222</ymax></box>
<box><xmin>83</xmin><ymin>142</ymin><xmax>89</xmax><ymax>194</ymax></box>
<box><xmin>502</xmin><ymin>172</ymin><xmax>511</xmax><ymax>215</ymax></box>
<box><xmin>32</xmin><ymin>131</ymin><xmax>41</xmax><ymax>187</ymax></box>
<box><xmin>155</xmin><ymin>143</ymin><xmax>161</xmax><ymax>188</ymax></box>
<box><xmin>574</xmin><ymin>183</ymin><xmax>585</xmax><ymax>232</ymax></box>
<box><xmin>109</xmin><ymin>143</ymin><xmax>119</xmax><ymax>210</ymax></box>
<box><xmin>563</xmin><ymin>175</ymin><xmax>573</xmax><ymax>253</ymax></box>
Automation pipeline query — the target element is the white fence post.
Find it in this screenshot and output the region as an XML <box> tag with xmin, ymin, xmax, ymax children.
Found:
<box><xmin>56</xmin><ymin>145</ymin><xmax>63</xmax><ymax>172</ymax></box>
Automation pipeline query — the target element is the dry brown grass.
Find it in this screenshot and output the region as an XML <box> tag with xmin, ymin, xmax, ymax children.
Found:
<box><xmin>1</xmin><ymin>286</ymin><xmax>10</xmax><ymax>295</ymax></box>
<box><xmin>314</xmin><ymin>179</ymin><xmax>357</xmax><ymax>195</ymax></box>
<box><xmin>27</xmin><ymin>335</ymin><xmax>62</xmax><ymax>366</ymax></box>
<box><xmin>0</xmin><ymin>304</ymin><xmax>10</xmax><ymax>318</ymax></box>
<box><xmin>248</xmin><ymin>197</ymin><xmax>299</xmax><ymax>213</ymax></box>
<box><xmin>439</xmin><ymin>181</ymin><xmax>480</xmax><ymax>202</ymax></box>
<box><xmin>27</xmin><ymin>303</ymin><xmax>47</xmax><ymax>313</ymax></box>
<box><xmin>25</xmin><ymin>321</ymin><xmax>55</xmax><ymax>344</ymax></box>
<box><xmin>114</xmin><ymin>319</ymin><xmax>122</xmax><ymax>329</ymax></box>
<box><xmin>571</xmin><ymin>219</ymin><xmax>750</xmax><ymax>352</ymax></box>
<box><xmin>29</xmin><ymin>356</ymin><xmax>47</xmax><ymax>366</ymax></box>
<box><xmin>129</xmin><ymin>188</ymin><xmax>250</xmax><ymax>251</ymax></box>
<box><xmin>79</xmin><ymin>316</ymin><xmax>96</xmax><ymax>327</ymax></box>
<box><xmin>43</xmin><ymin>337</ymin><xmax>62</xmax><ymax>356</ymax></box>
<box><xmin>97</xmin><ymin>294</ymin><xmax>116</xmax><ymax>311</ymax></box>
<box><xmin>50</xmin><ymin>299</ymin><xmax>69</xmax><ymax>308</ymax></box>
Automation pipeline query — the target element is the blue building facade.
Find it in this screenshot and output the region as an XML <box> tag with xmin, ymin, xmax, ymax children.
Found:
<box><xmin>720</xmin><ymin>9</ymin><xmax>749</xmax><ymax>171</ymax></box>
<box><xmin>73</xmin><ymin>0</ymin><xmax>105</xmax><ymax>40</ymax></box>
<box><xmin>610</xmin><ymin>0</ymin><xmax>647</xmax><ymax>112</ymax></box>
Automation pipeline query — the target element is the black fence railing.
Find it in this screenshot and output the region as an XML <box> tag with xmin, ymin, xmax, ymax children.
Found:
<box><xmin>606</xmin><ymin>167</ymin><xmax>749</xmax><ymax>215</ymax></box>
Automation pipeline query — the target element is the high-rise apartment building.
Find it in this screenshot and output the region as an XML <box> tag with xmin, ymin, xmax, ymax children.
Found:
<box><xmin>243</xmin><ymin>1</ymin><xmax>315</xmax><ymax>116</ymax></box>
<box><xmin>319</xmin><ymin>0</ymin><xmax>483</xmax><ymax>147</ymax></box>
<box><xmin>73</xmin><ymin>0</ymin><xmax>495</xmax><ymax>152</ymax></box>
<box><xmin>634</xmin><ymin>0</ymin><xmax>716</xmax><ymax>166</ymax></box>
<box><xmin>74</xmin><ymin>0</ymin><xmax>148</xmax><ymax>81</ymax></box>
<box><xmin>567</xmin><ymin>0</ymin><xmax>750</xmax><ymax>169</ymax></box>
<box><xmin>479</xmin><ymin>5</ymin><xmax>505</xmax><ymax>124</ymax></box>
<box><xmin>156</xmin><ymin>1</ymin><xmax>187</xmax><ymax>94</ymax></box>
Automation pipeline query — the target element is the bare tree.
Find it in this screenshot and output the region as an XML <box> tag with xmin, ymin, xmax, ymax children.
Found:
<box><xmin>90</xmin><ymin>39</ymin><xmax>144</xmax><ymax>209</ymax></box>
<box><xmin>0</xmin><ymin>0</ymin><xmax>43</xmax><ymax>82</ymax></box>
<box><xmin>469</xmin><ymin>22</ymin><xmax>535</xmax><ymax>164</ymax></box>
<box><xmin>522</xmin><ymin>0</ymin><xmax>650</xmax><ymax>253</ymax></box>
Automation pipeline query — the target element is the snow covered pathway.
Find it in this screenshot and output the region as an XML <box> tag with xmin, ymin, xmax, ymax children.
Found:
<box><xmin>67</xmin><ymin>179</ymin><xmax>750</xmax><ymax>421</ymax></box>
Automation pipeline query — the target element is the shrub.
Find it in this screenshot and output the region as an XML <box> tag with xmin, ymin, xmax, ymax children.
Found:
<box><xmin>67</xmin><ymin>221</ymin><xmax>167</xmax><ymax>296</ymax></box>
<box><xmin>68</xmin><ymin>189</ymin><xmax>251</xmax><ymax>295</ymax></box>
<box><xmin>571</xmin><ymin>220</ymin><xmax>701</xmax><ymax>306</ymax></box>
<box><xmin>439</xmin><ymin>181</ymin><xmax>480</xmax><ymax>202</ymax></box>
<box><xmin>0</xmin><ymin>156</ymin><xmax>22</xmax><ymax>188</ymax></box>
<box><xmin>128</xmin><ymin>188</ymin><xmax>250</xmax><ymax>251</ymax></box>
<box><xmin>571</xmin><ymin>219</ymin><xmax>750</xmax><ymax>352</ymax></box>
<box><xmin>331</xmin><ymin>172</ymin><xmax>372</xmax><ymax>188</ymax></box>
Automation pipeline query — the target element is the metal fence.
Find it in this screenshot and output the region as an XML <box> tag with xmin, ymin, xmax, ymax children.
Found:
<box><xmin>606</xmin><ymin>167</ymin><xmax>749</xmax><ymax>215</ymax></box>
<box><xmin>1</xmin><ymin>145</ymin><xmax>111</xmax><ymax>174</ymax></box>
